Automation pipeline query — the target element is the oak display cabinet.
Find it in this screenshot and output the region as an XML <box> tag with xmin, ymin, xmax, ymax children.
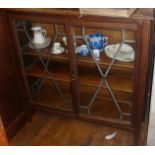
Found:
<box><xmin>2</xmin><ymin>9</ymin><xmax>154</xmax><ymax>145</ymax></box>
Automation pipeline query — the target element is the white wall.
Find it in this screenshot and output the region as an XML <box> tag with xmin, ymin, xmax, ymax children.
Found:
<box><xmin>147</xmin><ymin>61</ymin><xmax>155</xmax><ymax>145</ymax></box>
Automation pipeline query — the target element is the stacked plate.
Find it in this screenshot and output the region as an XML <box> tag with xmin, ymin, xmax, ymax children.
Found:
<box><xmin>105</xmin><ymin>43</ymin><xmax>135</xmax><ymax>62</ymax></box>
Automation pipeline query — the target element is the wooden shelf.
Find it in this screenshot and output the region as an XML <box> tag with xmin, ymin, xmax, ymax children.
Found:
<box><xmin>76</xmin><ymin>52</ymin><xmax>134</xmax><ymax>72</ymax></box>
<box><xmin>29</xmin><ymin>79</ymin><xmax>73</xmax><ymax>111</ymax></box>
<box><xmin>26</xmin><ymin>63</ymin><xmax>71</xmax><ymax>83</ymax></box>
<box><xmin>22</xmin><ymin>47</ymin><xmax>134</xmax><ymax>73</ymax></box>
<box><xmin>79</xmin><ymin>74</ymin><xmax>132</xmax><ymax>93</ymax></box>
<box><xmin>79</xmin><ymin>97</ymin><xmax>131</xmax><ymax>121</ymax></box>
<box><xmin>22</xmin><ymin>47</ymin><xmax>69</xmax><ymax>62</ymax></box>
<box><xmin>79</xmin><ymin>85</ymin><xmax>132</xmax><ymax>102</ymax></box>
<box><xmin>90</xmin><ymin>95</ymin><xmax>132</xmax><ymax>107</ymax></box>
<box><xmin>78</xmin><ymin>65</ymin><xmax>133</xmax><ymax>93</ymax></box>
<box><xmin>26</xmin><ymin>62</ymin><xmax>132</xmax><ymax>93</ymax></box>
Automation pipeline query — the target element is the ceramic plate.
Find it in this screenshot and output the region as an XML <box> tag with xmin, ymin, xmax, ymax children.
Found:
<box><xmin>29</xmin><ymin>38</ymin><xmax>51</xmax><ymax>49</ymax></box>
<box><xmin>105</xmin><ymin>43</ymin><xmax>135</xmax><ymax>62</ymax></box>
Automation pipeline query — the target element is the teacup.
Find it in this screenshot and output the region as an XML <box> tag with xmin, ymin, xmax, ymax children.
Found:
<box><xmin>92</xmin><ymin>49</ymin><xmax>100</xmax><ymax>61</ymax></box>
<box><xmin>54</xmin><ymin>42</ymin><xmax>61</xmax><ymax>50</ymax></box>
<box><xmin>52</xmin><ymin>42</ymin><xmax>65</xmax><ymax>54</ymax></box>
<box><xmin>31</xmin><ymin>26</ymin><xmax>46</xmax><ymax>44</ymax></box>
<box><xmin>89</xmin><ymin>33</ymin><xmax>108</xmax><ymax>50</ymax></box>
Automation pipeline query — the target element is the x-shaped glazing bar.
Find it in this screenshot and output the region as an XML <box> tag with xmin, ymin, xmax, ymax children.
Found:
<box><xmin>23</xmin><ymin>22</ymin><xmax>70</xmax><ymax>105</ymax></box>
<box><xmin>81</xmin><ymin>27</ymin><xmax>131</xmax><ymax>119</ymax></box>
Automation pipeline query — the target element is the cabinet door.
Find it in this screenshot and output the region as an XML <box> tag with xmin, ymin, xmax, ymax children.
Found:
<box><xmin>9</xmin><ymin>15</ymin><xmax>74</xmax><ymax>115</ymax></box>
<box><xmin>69</xmin><ymin>18</ymin><xmax>139</xmax><ymax>128</ymax></box>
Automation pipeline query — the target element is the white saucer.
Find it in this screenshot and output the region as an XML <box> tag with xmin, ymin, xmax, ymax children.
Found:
<box><xmin>29</xmin><ymin>38</ymin><xmax>51</xmax><ymax>49</ymax></box>
<box><xmin>105</xmin><ymin>43</ymin><xmax>135</xmax><ymax>62</ymax></box>
<box><xmin>52</xmin><ymin>47</ymin><xmax>65</xmax><ymax>55</ymax></box>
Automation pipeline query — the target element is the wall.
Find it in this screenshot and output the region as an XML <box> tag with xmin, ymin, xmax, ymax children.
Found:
<box><xmin>147</xmin><ymin>60</ymin><xmax>155</xmax><ymax>145</ymax></box>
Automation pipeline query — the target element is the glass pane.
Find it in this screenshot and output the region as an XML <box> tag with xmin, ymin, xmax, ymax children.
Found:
<box><xmin>28</xmin><ymin>77</ymin><xmax>72</xmax><ymax>110</ymax></box>
<box><xmin>72</xmin><ymin>25</ymin><xmax>135</xmax><ymax>122</ymax></box>
<box><xmin>15</xmin><ymin>20</ymin><xmax>73</xmax><ymax>112</ymax></box>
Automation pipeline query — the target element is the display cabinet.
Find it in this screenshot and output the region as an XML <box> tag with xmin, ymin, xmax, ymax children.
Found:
<box><xmin>2</xmin><ymin>9</ymin><xmax>153</xmax><ymax>145</ymax></box>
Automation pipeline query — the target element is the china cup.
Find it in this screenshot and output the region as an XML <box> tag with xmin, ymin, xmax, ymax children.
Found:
<box><xmin>54</xmin><ymin>42</ymin><xmax>61</xmax><ymax>50</ymax></box>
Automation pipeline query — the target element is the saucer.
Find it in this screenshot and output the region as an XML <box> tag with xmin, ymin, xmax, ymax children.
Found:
<box><xmin>105</xmin><ymin>43</ymin><xmax>135</xmax><ymax>62</ymax></box>
<box><xmin>52</xmin><ymin>47</ymin><xmax>65</xmax><ymax>55</ymax></box>
<box><xmin>29</xmin><ymin>38</ymin><xmax>51</xmax><ymax>49</ymax></box>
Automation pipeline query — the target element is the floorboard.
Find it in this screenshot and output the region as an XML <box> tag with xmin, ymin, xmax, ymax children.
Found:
<box><xmin>10</xmin><ymin>111</ymin><xmax>134</xmax><ymax>146</ymax></box>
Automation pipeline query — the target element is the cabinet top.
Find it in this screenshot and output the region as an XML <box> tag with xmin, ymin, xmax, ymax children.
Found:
<box><xmin>4</xmin><ymin>8</ymin><xmax>154</xmax><ymax>20</ymax></box>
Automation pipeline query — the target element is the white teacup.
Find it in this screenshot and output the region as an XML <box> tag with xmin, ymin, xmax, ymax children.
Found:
<box><xmin>92</xmin><ymin>49</ymin><xmax>100</xmax><ymax>61</ymax></box>
<box><xmin>31</xmin><ymin>26</ymin><xmax>46</xmax><ymax>44</ymax></box>
<box><xmin>52</xmin><ymin>42</ymin><xmax>64</xmax><ymax>54</ymax></box>
<box><xmin>54</xmin><ymin>42</ymin><xmax>61</xmax><ymax>50</ymax></box>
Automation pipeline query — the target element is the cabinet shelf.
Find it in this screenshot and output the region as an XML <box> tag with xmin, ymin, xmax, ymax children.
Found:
<box><xmin>22</xmin><ymin>47</ymin><xmax>69</xmax><ymax>62</ymax></box>
<box><xmin>79</xmin><ymin>76</ymin><xmax>133</xmax><ymax>93</ymax></box>
<box><xmin>78</xmin><ymin>64</ymin><xmax>133</xmax><ymax>93</ymax></box>
<box><xmin>79</xmin><ymin>85</ymin><xmax>132</xmax><ymax>102</ymax></box>
<box><xmin>79</xmin><ymin>97</ymin><xmax>131</xmax><ymax>121</ymax></box>
<box><xmin>22</xmin><ymin>47</ymin><xmax>134</xmax><ymax>73</ymax></box>
<box><xmin>80</xmin><ymin>95</ymin><xmax>132</xmax><ymax>107</ymax></box>
<box><xmin>26</xmin><ymin>63</ymin><xmax>71</xmax><ymax>83</ymax></box>
<box><xmin>29</xmin><ymin>79</ymin><xmax>73</xmax><ymax>111</ymax></box>
<box><xmin>26</xmin><ymin>63</ymin><xmax>133</xmax><ymax>93</ymax></box>
<box><xmin>76</xmin><ymin>52</ymin><xmax>134</xmax><ymax>72</ymax></box>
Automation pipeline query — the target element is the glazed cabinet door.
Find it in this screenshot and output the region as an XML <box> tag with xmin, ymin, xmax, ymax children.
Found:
<box><xmin>8</xmin><ymin>13</ymin><xmax>75</xmax><ymax>116</ymax></box>
<box><xmin>68</xmin><ymin>18</ymin><xmax>140</xmax><ymax>130</ymax></box>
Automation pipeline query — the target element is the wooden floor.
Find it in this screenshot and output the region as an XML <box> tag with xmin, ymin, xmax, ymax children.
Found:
<box><xmin>10</xmin><ymin>111</ymin><xmax>134</xmax><ymax>146</ymax></box>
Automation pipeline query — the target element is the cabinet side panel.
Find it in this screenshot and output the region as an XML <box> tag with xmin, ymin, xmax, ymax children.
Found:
<box><xmin>133</xmin><ymin>20</ymin><xmax>153</xmax><ymax>145</ymax></box>
<box><xmin>0</xmin><ymin>11</ymin><xmax>28</xmax><ymax>140</ymax></box>
<box><xmin>0</xmin><ymin>117</ymin><xmax>8</xmax><ymax>146</ymax></box>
